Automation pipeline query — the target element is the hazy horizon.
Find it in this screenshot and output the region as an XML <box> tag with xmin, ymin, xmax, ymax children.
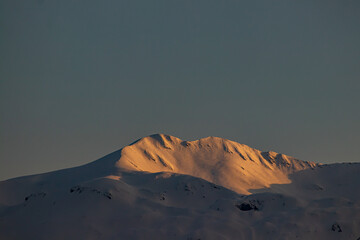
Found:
<box><xmin>1</xmin><ymin>0</ymin><xmax>359</xmax><ymax>181</ymax></box>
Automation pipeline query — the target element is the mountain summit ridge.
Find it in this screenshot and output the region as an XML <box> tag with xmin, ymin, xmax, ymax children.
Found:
<box><xmin>114</xmin><ymin>133</ymin><xmax>316</xmax><ymax>194</ymax></box>
<box><xmin>0</xmin><ymin>134</ymin><xmax>316</xmax><ymax>200</ymax></box>
<box><xmin>1</xmin><ymin>134</ymin><xmax>359</xmax><ymax>240</ymax></box>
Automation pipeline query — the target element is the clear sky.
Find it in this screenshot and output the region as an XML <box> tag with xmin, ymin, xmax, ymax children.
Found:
<box><xmin>1</xmin><ymin>0</ymin><xmax>359</xmax><ymax>180</ymax></box>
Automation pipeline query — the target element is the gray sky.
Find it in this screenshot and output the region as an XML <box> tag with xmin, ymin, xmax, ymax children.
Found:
<box><xmin>1</xmin><ymin>0</ymin><xmax>359</xmax><ymax>180</ymax></box>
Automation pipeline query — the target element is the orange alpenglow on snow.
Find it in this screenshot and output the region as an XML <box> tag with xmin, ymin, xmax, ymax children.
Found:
<box><xmin>1</xmin><ymin>134</ymin><xmax>359</xmax><ymax>240</ymax></box>
<box><xmin>116</xmin><ymin>134</ymin><xmax>316</xmax><ymax>194</ymax></box>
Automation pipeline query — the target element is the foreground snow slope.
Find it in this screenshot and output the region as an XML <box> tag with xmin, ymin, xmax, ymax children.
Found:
<box><xmin>0</xmin><ymin>134</ymin><xmax>359</xmax><ymax>240</ymax></box>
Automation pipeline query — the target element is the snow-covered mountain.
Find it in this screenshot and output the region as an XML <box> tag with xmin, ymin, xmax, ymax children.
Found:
<box><xmin>0</xmin><ymin>134</ymin><xmax>359</xmax><ymax>240</ymax></box>
<box><xmin>117</xmin><ymin>134</ymin><xmax>316</xmax><ymax>194</ymax></box>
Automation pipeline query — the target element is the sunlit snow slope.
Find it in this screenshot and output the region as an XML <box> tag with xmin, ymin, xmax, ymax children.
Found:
<box><xmin>0</xmin><ymin>134</ymin><xmax>359</xmax><ymax>240</ymax></box>
<box><xmin>116</xmin><ymin>134</ymin><xmax>316</xmax><ymax>194</ymax></box>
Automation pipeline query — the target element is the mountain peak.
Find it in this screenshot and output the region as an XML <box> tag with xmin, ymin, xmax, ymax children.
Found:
<box><xmin>1</xmin><ymin>134</ymin><xmax>357</xmax><ymax>240</ymax></box>
<box><xmin>115</xmin><ymin>134</ymin><xmax>316</xmax><ymax>194</ymax></box>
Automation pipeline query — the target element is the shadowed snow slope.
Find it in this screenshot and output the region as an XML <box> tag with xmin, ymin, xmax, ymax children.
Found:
<box><xmin>0</xmin><ymin>134</ymin><xmax>359</xmax><ymax>240</ymax></box>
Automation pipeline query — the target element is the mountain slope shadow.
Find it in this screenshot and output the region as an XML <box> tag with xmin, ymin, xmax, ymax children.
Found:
<box><xmin>244</xmin><ymin>163</ymin><xmax>360</xmax><ymax>240</ymax></box>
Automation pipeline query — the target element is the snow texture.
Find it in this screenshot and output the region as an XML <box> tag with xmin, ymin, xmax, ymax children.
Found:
<box><xmin>0</xmin><ymin>134</ymin><xmax>359</xmax><ymax>240</ymax></box>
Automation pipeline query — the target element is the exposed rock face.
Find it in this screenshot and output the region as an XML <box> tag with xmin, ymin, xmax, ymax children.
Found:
<box><xmin>331</xmin><ymin>223</ymin><xmax>342</xmax><ymax>232</ymax></box>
